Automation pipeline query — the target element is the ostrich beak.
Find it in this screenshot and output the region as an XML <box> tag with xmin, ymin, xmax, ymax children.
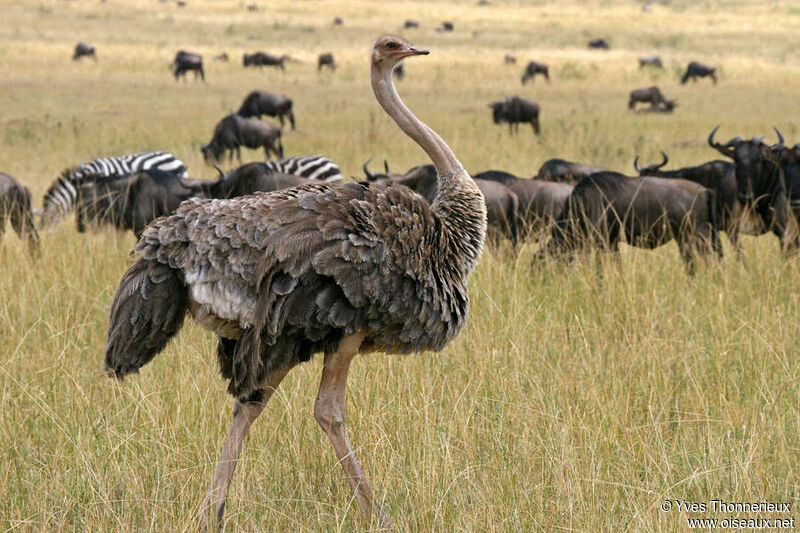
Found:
<box><xmin>401</xmin><ymin>46</ymin><xmax>429</xmax><ymax>57</ymax></box>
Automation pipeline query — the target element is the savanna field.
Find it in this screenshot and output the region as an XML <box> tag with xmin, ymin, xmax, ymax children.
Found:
<box><xmin>1</xmin><ymin>0</ymin><xmax>800</xmax><ymax>531</ymax></box>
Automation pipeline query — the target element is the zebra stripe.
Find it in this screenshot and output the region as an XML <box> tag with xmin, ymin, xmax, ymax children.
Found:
<box><xmin>42</xmin><ymin>151</ymin><xmax>188</xmax><ymax>223</ymax></box>
<box><xmin>262</xmin><ymin>155</ymin><xmax>342</xmax><ymax>182</ymax></box>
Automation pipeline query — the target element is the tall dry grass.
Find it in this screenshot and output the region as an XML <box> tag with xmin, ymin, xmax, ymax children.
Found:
<box><xmin>1</xmin><ymin>0</ymin><xmax>799</xmax><ymax>531</ymax></box>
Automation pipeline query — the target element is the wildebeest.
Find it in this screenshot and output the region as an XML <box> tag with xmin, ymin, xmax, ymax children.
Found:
<box><xmin>772</xmin><ymin>129</ymin><xmax>800</xmax><ymax>220</ymax></box>
<box><xmin>201</xmin><ymin>114</ymin><xmax>283</xmax><ymax>164</ymax></box>
<box><xmin>243</xmin><ymin>52</ymin><xmax>289</xmax><ymax>70</ymax></box>
<box><xmin>474</xmin><ymin>170</ymin><xmax>573</xmax><ymax>239</ymax></box>
<box><xmin>318</xmin><ymin>53</ymin><xmax>336</xmax><ymax>71</ymax></box>
<box><xmin>0</xmin><ymin>173</ymin><xmax>39</xmax><ymax>257</ymax></box>
<box><xmin>628</xmin><ymin>86</ymin><xmax>666</xmax><ymax>110</ymax></box>
<box><xmin>542</xmin><ymin>172</ymin><xmax>721</xmax><ymax>273</ymax></box>
<box><xmin>237</xmin><ymin>90</ymin><xmax>296</xmax><ymax>130</ymax></box>
<box><xmin>535</xmin><ymin>158</ymin><xmax>606</xmax><ymax>184</ymax></box>
<box><xmin>490</xmin><ymin>96</ymin><xmax>540</xmax><ymax>135</ymax></box>
<box><xmin>173</xmin><ymin>50</ymin><xmax>204</xmax><ymax>81</ymax></box>
<box><xmin>708</xmin><ymin>126</ymin><xmax>799</xmax><ymax>254</ymax></box>
<box><xmin>212</xmin><ymin>52</ymin><xmax>229</xmax><ymax>62</ymax></box>
<box><xmin>638</xmin><ymin>54</ymin><xmax>663</xmax><ymax>68</ymax></box>
<box><xmin>199</xmin><ymin>163</ymin><xmax>307</xmax><ymax>199</ymax></box>
<box><xmin>681</xmin><ymin>61</ymin><xmax>717</xmax><ymax>84</ymax></box>
<box><xmin>521</xmin><ymin>61</ymin><xmax>549</xmax><ymax>84</ymax></box>
<box><xmin>394</xmin><ymin>62</ymin><xmax>405</xmax><ymax>80</ymax></box>
<box><xmin>363</xmin><ymin>161</ymin><xmax>520</xmax><ymax>245</ymax></box>
<box><xmin>74</xmin><ymin>169</ymin><xmax>204</xmax><ymax>238</ymax></box>
<box><xmin>635</xmin><ymin>99</ymin><xmax>677</xmax><ymax>113</ymax></box>
<box><xmin>437</xmin><ymin>21</ymin><xmax>454</xmax><ymax>32</ymax></box>
<box><xmin>588</xmin><ymin>38</ymin><xmax>610</xmax><ymax>50</ymax></box>
<box><xmin>73</xmin><ymin>42</ymin><xmax>96</xmax><ymax>61</ymax></box>
<box><xmin>332</xmin><ymin>16</ymin><xmax>343</xmax><ymax>25</ymax></box>
<box><xmin>504</xmin><ymin>54</ymin><xmax>517</xmax><ymax>65</ymax></box>
<box><xmin>633</xmin><ymin>151</ymin><xmax>743</xmax><ymax>252</ymax></box>
<box><xmin>404</xmin><ymin>19</ymin><xmax>419</xmax><ymax>29</ymax></box>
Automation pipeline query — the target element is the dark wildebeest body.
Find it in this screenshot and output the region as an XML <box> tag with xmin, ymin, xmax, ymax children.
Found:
<box><xmin>521</xmin><ymin>61</ymin><xmax>549</xmax><ymax>84</ymax></box>
<box><xmin>201</xmin><ymin>114</ymin><xmax>283</xmax><ymax>164</ymax></box>
<box><xmin>773</xmin><ymin>138</ymin><xmax>800</xmax><ymax>220</ymax></box>
<box><xmin>173</xmin><ymin>50</ymin><xmax>204</xmax><ymax>81</ymax></box>
<box><xmin>437</xmin><ymin>21</ymin><xmax>454</xmax><ymax>32</ymax></box>
<box><xmin>535</xmin><ymin>158</ymin><xmax>606</xmax><ymax>184</ymax></box>
<box><xmin>318</xmin><ymin>53</ymin><xmax>337</xmax><ymax>71</ymax></box>
<box><xmin>504</xmin><ymin>54</ymin><xmax>517</xmax><ymax>65</ymax></box>
<box><xmin>628</xmin><ymin>86</ymin><xmax>666</xmax><ymax>110</ymax></box>
<box><xmin>638</xmin><ymin>54</ymin><xmax>663</xmax><ymax>69</ymax></box>
<box><xmin>404</xmin><ymin>20</ymin><xmax>419</xmax><ymax>29</ymax></box>
<box><xmin>588</xmin><ymin>38</ymin><xmax>610</xmax><ymax>50</ymax></box>
<box><xmin>75</xmin><ymin>169</ymin><xmax>203</xmax><ymax>238</ymax></box>
<box><xmin>237</xmin><ymin>90</ymin><xmax>296</xmax><ymax>130</ymax></box>
<box><xmin>0</xmin><ymin>173</ymin><xmax>39</xmax><ymax>257</ymax></box>
<box><xmin>475</xmin><ymin>170</ymin><xmax>572</xmax><ymax>239</ymax></box>
<box><xmin>243</xmin><ymin>52</ymin><xmax>289</xmax><ymax>70</ymax></box>
<box><xmin>634</xmin><ymin>152</ymin><xmax>743</xmax><ymax>253</ymax></box>
<box><xmin>363</xmin><ymin>162</ymin><xmax>519</xmax><ymax>245</ymax></box>
<box><xmin>73</xmin><ymin>42</ymin><xmax>96</xmax><ymax>61</ymax></box>
<box><xmin>544</xmin><ymin>172</ymin><xmax>721</xmax><ymax>273</ymax></box>
<box><xmin>681</xmin><ymin>61</ymin><xmax>717</xmax><ymax>84</ymax></box>
<box><xmin>199</xmin><ymin>163</ymin><xmax>307</xmax><ymax>199</ymax></box>
<box><xmin>490</xmin><ymin>96</ymin><xmax>540</xmax><ymax>135</ymax></box>
<box><xmin>708</xmin><ymin>126</ymin><xmax>799</xmax><ymax>254</ymax></box>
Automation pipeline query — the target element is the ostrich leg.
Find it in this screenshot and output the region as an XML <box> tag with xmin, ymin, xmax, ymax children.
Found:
<box><xmin>314</xmin><ymin>333</ymin><xmax>393</xmax><ymax>530</ymax></box>
<box><xmin>200</xmin><ymin>363</ymin><xmax>295</xmax><ymax>532</ymax></box>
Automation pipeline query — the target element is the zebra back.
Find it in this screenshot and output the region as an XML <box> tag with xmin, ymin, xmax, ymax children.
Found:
<box><xmin>42</xmin><ymin>151</ymin><xmax>188</xmax><ymax>224</ymax></box>
<box><xmin>263</xmin><ymin>155</ymin><xmax>342</xmax><ymax>182</ymax></box>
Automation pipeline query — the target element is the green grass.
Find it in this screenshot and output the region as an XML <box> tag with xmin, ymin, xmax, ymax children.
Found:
<box><xmin>1</xmin><ymin>0</ymin><xmax>799</xmax><ymax>531</ymax></box>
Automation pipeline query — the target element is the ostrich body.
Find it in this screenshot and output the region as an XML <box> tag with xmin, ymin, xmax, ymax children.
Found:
<box><xmin>104</xmin><ymin>35</ymin><xmax>487</xmax><ymax>530</ymax></box>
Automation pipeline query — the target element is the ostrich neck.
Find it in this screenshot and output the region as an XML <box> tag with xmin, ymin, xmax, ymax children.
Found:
<box><xmin>371</xmin><ymin>60</ymin><xmax>487</xmax><ymax>272</ymax></box>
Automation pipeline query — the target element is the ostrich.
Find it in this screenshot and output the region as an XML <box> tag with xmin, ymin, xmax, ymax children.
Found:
<box><xmin>104</xmin><ymin>35</ymin><xmax>487</xmax><ymax>530</ymax></box>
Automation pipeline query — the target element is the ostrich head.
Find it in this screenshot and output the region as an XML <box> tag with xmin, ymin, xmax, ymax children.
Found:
<box><xmin>371</xmin><ymin>35</ymin><xmax>428</xmax><ymax>72</ymax></box>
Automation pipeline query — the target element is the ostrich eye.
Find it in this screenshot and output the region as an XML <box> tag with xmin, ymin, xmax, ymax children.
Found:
<box><xmin>386</xmin><ymin>42</ymin><xmax>398</xmax><ymax>50</ymax></box>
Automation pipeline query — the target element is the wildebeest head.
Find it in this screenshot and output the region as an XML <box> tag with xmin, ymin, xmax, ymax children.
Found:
<box><xmin>361</xmin><ymin>158</ymin><xmax>393</xmax><ymax>181</ymax></box>
<box><xmin>201</xmin><ymin>142</ymin><xmax>225</xmax><ymax>164</ymax></box>
<box><xmin>489</xmin><ymin>102</ymin><xmax>505</xmax><ymax>124</ymax></box>
<box><xmin>771</xmin><ymin>127</ymin><xmax>800</xmax><ymax>204</ymax></box>
<box><xmin>633</xmin><ymin>151</ymin><xmax>669</xmax><ymax>175</ymax></box>
<box><xmin>708</xmin><ymin>125</ymin><xmax>778</xmax><ymax>203</ymax></box>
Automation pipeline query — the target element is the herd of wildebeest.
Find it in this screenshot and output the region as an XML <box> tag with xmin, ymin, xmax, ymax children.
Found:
<box><xmin>0</xmin><ymin>19</ymin><xmax>792</xmax><ymax>278</ymax></box>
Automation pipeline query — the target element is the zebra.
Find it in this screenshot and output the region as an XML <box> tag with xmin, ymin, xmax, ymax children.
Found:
<box><xmin>42</xmin><ymin>151</ymin><xmax>187</xmax><ymax>225</ymax></box>
<box><xmin>261</xmin><ymin>155</ymin><xmax>342</xmax><ymax>182</ymax></box>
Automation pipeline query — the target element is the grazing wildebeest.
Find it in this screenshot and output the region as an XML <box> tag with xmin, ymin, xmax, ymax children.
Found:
<box><xmin>404</xmin><ymin>19</ymin><xmax>419</xmax><ymax>29</ymax></box>
<box><xmin>504</xmin><ymin>54</ymin><xmax>517</xmax><ymax>65</ymax></box>
<box><xmin>237</xmin><ymin>90</ymin><xmax>296</xmax><ymax>130</ymax></box>
<box><xmin>173</xmin><ymin>50</ymin><xmax>204</xmax><ymax>81</ymax></box>
<box><xmin>588</xmin><ymin>38</ymin><xmax>610</xmax><ymax>50</ymax></box>
<box><xmin>75</xmin><ymin>169</ymin><xmax>205</xmax><ymax>237</ymax></box>
<box><xmin>772</xmin><ymin>128</ymin><xmax>800</xmax><ymax>220</ymax></box>
<box><xmin>490</xmin><ymin>96</ymin><xmax>540</xmax><ymax>135</ymax></box>
<box><xmin>201</xmin><ymin>114</ymin><xmax>283</xmax><ymax>164</ymax></box>
<box><xmin>199</xmin><ymin>163</ymin><xmax>307</xmax><ymax>199</ymax></box>
<box><xmin>521</xmin><ymin>61</ymin><xmax>549</xmax><ymax>84</ymax></box>
<box><xmin>437</xmin><ymin>21</ymin><xmax>454</xmax><ymax>32</ymax></box>
<box><xmin>542</xmin><ymin>172</ymin><xmax>721</xmax><ymax>274</ymax></box>
<box><xmin>73</xmin><ymin>42</ymin><xmax>96</xmax><ymax>61</ymax></box>
<box><xmin>535</xmin><ymin>158</ymin><xmax>606</xmax><ymax>184</ymax></box>
<box><xmin>243</xmin><ymin>52</ymin><xmax>289</xmax><ymax>70</ymax></box>
<box><xmin>332</xmin><ymin>16</ymin><xmax>343</xmax><ymax>25</ymax></box>
<box><xmin>681</xmin><ymin>61</ymin><xmax>717</xmax><ymax>84</ymax></box>
<box><xmin>633</xmin><ymin>151</ymin><xmax>743</xmax><ymax>253</ymax></box>
<box><xmin>0</xmin><ymin>173</ymin><xmax>39</xmax><ymax>257</ymax></box>
<box><xmin>212</xmin><ymin>52</ymin><xmax>229</xmax><ymax>62</ymax></box>
<box><xmin>363</xmin><ymin>161</ymin><xmax>520</xmax><ymax>245</ymax></box>
<box><xmin>638</xmin><ymin>54</ymin><xmax>663</xmax><ymax>68</ymax></box>
<box><xmin>247</xmin><ymin>3</ymin><xmax>258</xmax><ymax>11</ymax></box>
<box><xmin>628</xmin><ymin>86</ymin><xmax>666</xmax><ymax>110</ymax></box>
<box><xmin>475</xmin><ymin>170</ymin><xmax>573</xmax><ymax>239</ymax></box>
<box><xmin>708</xmin><ymin>126</ymin><xmax>799</xmax><ymax>254</ymax></box>
<box><xmin>318</xmin><ymin>53</ymin><xmax>336</xmax><ymax>71</ymax></box>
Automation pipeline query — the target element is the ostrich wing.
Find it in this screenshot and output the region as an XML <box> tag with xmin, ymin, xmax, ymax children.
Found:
<box><xmin>135</xmin><ymin>181</ymin><xmax>466</xmax><ymax>397</ymax></box>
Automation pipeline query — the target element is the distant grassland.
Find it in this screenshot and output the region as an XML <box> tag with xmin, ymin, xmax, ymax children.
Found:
<box><xmin>1</xmin><ymin>0</ymin><xmax>800</xmax><ymax>531</ymax></box>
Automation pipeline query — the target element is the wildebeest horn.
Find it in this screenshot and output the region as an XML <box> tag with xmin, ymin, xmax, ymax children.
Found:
<box><xmin>213</xmin><ymin>165</ymin><xmax>225</xmax><ymax>179</ymax></box>
<box><xmin>708</xmin><ymin>125</ymin><xmax>722</xmax><ymax>148</ymax></box>
<box><xmin>773</xmin><ymin>126</ymin><xmax>785</xmax><ymax>146</ymax></box>
<box><xmin>657</xmin><ymin>151</ymin><xmax>668</xmax><ymax>169</ymax></box>
<box><xmin>384</xmin><ymin>159</ymin><xmax>390</xmax><ymax>174</ymax></box>
<box><xmin>633</xmin><ymin>155</ymin><xmax>642</xmax><ymax>172</ymax></box>
<box><xmin>362</xmin><ymin>158</ymin><xmax>376</xmax><ymax>179</ymax></box>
